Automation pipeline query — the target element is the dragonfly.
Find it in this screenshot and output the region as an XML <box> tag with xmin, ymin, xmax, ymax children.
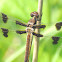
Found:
<box><xmin>0</xmin><ymin>11</ymin><xmax>62</xmax><ymax>62</ymax></box>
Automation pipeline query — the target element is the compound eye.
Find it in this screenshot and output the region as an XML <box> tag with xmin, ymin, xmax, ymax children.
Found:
<box><xmin>30</xmin><ymin>12</ymin><xmax>34</xmax><ymax>17</ymax></box>
<box><xmin>30</xmin><ymin>11</ymin><xmax>39</xmax><ymax>18</ymax></box>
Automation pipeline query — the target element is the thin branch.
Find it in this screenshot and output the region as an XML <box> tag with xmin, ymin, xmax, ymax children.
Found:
<box><xmin>32</xmin><ymin>0</ymin><xmax>43</xmax><ymax>62</ymax></box>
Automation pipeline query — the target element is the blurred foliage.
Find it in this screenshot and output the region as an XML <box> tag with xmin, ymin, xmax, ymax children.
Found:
<box><xmin>0</xmin><ymin>0</ymin><xmax>62</xmax><ymax>62</ymax></box>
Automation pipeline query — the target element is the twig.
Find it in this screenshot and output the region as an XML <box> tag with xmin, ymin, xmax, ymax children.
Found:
<box><xmin>32</xmin><ymin>0</ymin><xmax>43</xmax><ymax>62</ymax></box>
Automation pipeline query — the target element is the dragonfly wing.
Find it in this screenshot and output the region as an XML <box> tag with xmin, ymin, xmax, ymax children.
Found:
<box><xmin>0</xmin><ymin>28</ymin><xmax>26</xmax><ymax>37</ymax></box>
<box><xmin>1</xmin><ymin>13</ymin><xmax>8</xmax><ymax>23</ymax></box>
<box><xmin>39</xmin><ymin>35</ymin><xmax>62</xmax><ymax>45</ymax></box>
<box><xmin>1</xmin><ymin>28</ymin><xmax>9</xmax><ymax>37</ymax></box>
<box><xmin>55</xmin><ymin>22</ymin><xmax>62</xmax><ymax>30</ymax></box>
<box><xmin>32</xmin><ymin>25</ymin><xmax>46</xmax><ymax>29</ymax></box>
<box><xmin>16</xmin><ymin>30</ymin><xmax>26</xmax><ymax>34</ymax></box>
<box><xmin>32</xmin><ymin>32</ymin><xmax>43</xmax><ymax>37</ymax></box>
<box><xmin>0</xmin><ymin>12</ymin><xmax>27</xmax><ymax>27</ymax></box>
<box><xmin>16</xmin><ymin>21</ymin><xmax>27</xmax><ymax>27</ymax></box>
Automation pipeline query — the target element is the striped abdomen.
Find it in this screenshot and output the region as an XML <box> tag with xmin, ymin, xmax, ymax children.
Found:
<box><xmin>24</xmin><ymin>33</ymin><xmax>33</xmax><ymax>62</ymax></box>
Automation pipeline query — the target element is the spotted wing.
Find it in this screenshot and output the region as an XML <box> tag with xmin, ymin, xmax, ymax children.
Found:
<box><xmin>0</xmin><ymin>28</ymin><xmax>26</xmax><ymax>37</ymax></box>
<box><xmin>55</xmin><ymin>22</ymin><xmax>62</xmax><ymax>30</ymax></box>
<box><xmin>0</xmin><ymin>12</ymin><xmax>27</xmax><ymax>37</ymax></box>
<box><xmin>0</xmin><ymin>12</ymin><xmax>27</xmax><ymax>27</ymax></box>
<box><xmin>38</xmin><ymin>35</ymin><xmax>62</xmax><ymax>45</ymax></box>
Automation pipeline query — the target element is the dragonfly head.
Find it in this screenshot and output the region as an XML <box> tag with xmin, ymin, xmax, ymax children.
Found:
<box><xmin>30</xmin><ymin>11</ymin><xmax>39</xmax><ymax>18</ymax></box>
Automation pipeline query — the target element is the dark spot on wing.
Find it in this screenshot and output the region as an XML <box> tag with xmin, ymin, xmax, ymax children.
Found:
<box><xmin>32</xmin><ymin>25</ymin><xmax>46</xmax><ymax>29</ymax></box>
<box><xmin>1</xmin><ymin>28</ymin><xmax>8</xmax><ymax>37</ymax></box>
<box><xmin>16</xmin><ymin>21</ymin><xmax>27</xmax><ymax>27</ymax></box>
<box><xmin>16</xmin><ymin>30</ymin><xmax>26</xmax><ymax>34</ymax></box>
<box><xmin>32</xmin><ymin>32</ymin><xmax>43</xmax><ymax>37</ymax></box>
<box><xmin>52</xmin><ymin>36</ymin><xmax>60</xmax><ymax>44</ymax></box>
<box><xmin>55</xmin><ymin>22</ymin><xmax>62</xmax><ymax>30</ymax></box>
<box><xmin>1</xmin><ymin>13</ymin><xmax>8</xmax><ymax>23</ymax></box>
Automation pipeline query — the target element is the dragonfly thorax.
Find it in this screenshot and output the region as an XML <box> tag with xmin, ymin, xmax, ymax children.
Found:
<box><xmin>26</xmin><ymin>27</ymin><xmax>34</xmax><ymax>33</ymax></box>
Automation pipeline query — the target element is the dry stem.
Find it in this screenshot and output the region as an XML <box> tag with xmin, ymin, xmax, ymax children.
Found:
<box><xmin>32</xmin><ymin>0</ymin><xmax>43</xmax><ymax>62</ymax></box>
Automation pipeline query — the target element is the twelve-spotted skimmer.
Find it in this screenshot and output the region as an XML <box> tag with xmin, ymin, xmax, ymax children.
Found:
<box><xmin>0</xmin><ymin>11</ymin><xmax>62</xmax><ymax>62</ymax></box>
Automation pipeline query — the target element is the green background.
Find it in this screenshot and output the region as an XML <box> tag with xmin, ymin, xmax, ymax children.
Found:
<box><xmin>0</xmin><ymin>0</ymin><xmax>62</xmax><ymax>62</ymax></box>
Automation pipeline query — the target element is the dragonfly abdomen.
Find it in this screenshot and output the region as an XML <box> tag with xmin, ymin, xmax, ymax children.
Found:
<box><xmin>24</xmin><ymin>33</ymin><xmax>32</xmax><ymax>62</ymax></box>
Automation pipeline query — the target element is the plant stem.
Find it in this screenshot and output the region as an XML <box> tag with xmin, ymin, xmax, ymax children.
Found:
<box><xmin>32</xmin><ymin>0</ymin><xmax>43</xmax><ymax>62</ymax></box>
